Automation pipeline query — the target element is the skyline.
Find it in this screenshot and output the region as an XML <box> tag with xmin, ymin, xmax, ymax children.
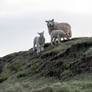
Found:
<box><xmin>0</xmin><ymin>0</ymin><xmax>92</xmax><ymax>57</ymax></box>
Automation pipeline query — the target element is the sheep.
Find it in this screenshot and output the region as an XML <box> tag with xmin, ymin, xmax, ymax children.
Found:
<box><xmin>33</xmin><ymin>31</ymin><xmax>45</xmax><ymax>54</ymax></box>
<box><xmin>50</xmin><ymin>30</ymin><xmax>69</xmax><ymax>45</ymax></box>
<box><xmin>45</xmin><ymin>19</ymin><xmax>72</xmax><ymax>38</ymax></box>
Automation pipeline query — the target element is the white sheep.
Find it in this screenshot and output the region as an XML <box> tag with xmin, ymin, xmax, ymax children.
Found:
<box><xmin>50</xmin><ymin>30</ymin><xmax>69</xmax><ymax>45</ymax></box>
<box><xmin>33</xmin><ymin>31</ymin><xmax>45</xmax><ymax>54</ymax></box>
<box><xmin>45</xmin><ymin>19</ymin><xmax>72</xmax><ymax>38</ymax></box>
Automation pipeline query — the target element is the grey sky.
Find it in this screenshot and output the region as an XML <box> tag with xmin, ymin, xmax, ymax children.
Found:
<box><xmin>0</xmin><ymin>0</ymin><xmax>92</xmax><ymax>57</ymax></box>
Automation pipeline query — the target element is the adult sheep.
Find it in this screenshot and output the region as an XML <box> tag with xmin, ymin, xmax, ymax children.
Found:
<box><xmin>45</xmin><ymin>19</ymin><xmax>72</xmax><ymax>38</ymax></box>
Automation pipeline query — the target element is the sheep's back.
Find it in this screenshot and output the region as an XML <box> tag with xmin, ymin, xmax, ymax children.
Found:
<box><xmin>54</xmin><ymin>22</ymin><xmax>71</xmax><ymax>31</ymax></box>
<box><xmin>54</xmin><ymin>22</ymin><xmax>72</xmax><ymax>37</ymax></box>
<box><xmin>51</xmin><ymin>30</ymin><xmax>66</xmax><ymax>38</ymax></box>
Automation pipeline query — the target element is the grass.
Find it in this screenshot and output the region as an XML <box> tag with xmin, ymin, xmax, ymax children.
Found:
<box><xmin>0</xmin><ymin>37</ymin><xmax>92</xmax><ymax>92</ymax></box>
<box><xmin>0</xmin><ymin>73</ymin><xmax>92</xmax><ymax>92</ymax></box>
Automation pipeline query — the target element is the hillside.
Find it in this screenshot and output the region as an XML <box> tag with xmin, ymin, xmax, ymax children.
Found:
<box><xmin>0</xmin><ymin>37</ymin><xmax>92</xmax><ymax>92</ymax></box>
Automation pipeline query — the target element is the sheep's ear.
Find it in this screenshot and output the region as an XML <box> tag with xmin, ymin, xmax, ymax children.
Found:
<box><xmin>45</xmin><ymin>21</ymin><xmax>48</xmax><ymax>23</ymax></box>
<box><xmin>38</xmin><ymin>32</ymin><xmax>40</xmax><ymax>35</ymax></box>
<box><xmin>42</xmin><ymin>31</ymin><xmax>44</xmax><ymax>35</ymax></box>
<box><xmin>52</xmin><ymin>19</ymin><xmax>54</xmax><ymax>21</ymax></box>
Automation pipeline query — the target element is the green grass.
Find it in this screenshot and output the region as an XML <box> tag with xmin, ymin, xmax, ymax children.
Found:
<box><xmin>0</xmin><ymin>73</ymin><xmax>92</xmax><ymax>92</ymax></box>
<box><xmin>0</xmin><ymin>37</ymin><xmax>92</xmax><ymax>92</ymax></box>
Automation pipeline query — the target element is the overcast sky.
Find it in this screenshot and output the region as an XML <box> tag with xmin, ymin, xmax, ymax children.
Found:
<box><xmin>0</xmin><ymin>0</ymin><xmax>92</xmax><ymax>57</ymax></box>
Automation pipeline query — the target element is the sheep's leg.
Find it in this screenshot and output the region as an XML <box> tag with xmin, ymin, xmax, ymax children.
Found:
<box><xmin>66</xmin><ymin>35</ymin><xmax>70</xmax><ymax>40</ymax></box>
<box><xmin>54</xmin><ymin>38</ymin><xmax>57</xmax><ymax>45</ymax></box>
<box><xmin>57</xmin><ymin>36</ymin><xmax>61</xmax><ymax>45</ymax></box>
<box><xmin>33</xmin><ymin>42</ymin><xmax>36</xmax><ymax>51</ymax></box>
<box><xmin>51</xmin><ymin>37</ymin><xmax>54</xmax><ymax>46</ymax></box>
<box><xmin>37</xmin><ymin>48</ymin><xmax>40</xmax><ymax>54</ymax></box>
<box><xmin>37</xmin><ymin>44</ymin><xmax>41</xmax><ymax>54</ymax></box>
<box><xmin>63</xmin><ymin>37</ymin><xmax>65</xmax><ymax>41</ymax></box>
<box><xmin>41</xmin><ymin>45</ymin><xmax>44</xmax><ymax>51</ymax></box>
<box><xmin>41</xmin><ymin>47</ymin><xmax>43</xmax><ymax>51</ymax></box>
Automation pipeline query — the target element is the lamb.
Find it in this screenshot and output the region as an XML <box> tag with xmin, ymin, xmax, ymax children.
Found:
<box><xmin>45</xmin><ymin>19</ymin><xmax>72</xmax><ymax>38</ymax></box>
<box><xmin>50</xmin><ymin>30</ymin><xmax>69</xmax><ymax>45</ymax></box>
<box><xmin>33</xmin><ymin>31</ymin><xmax>45</xmax><ymax>54</ymax></box>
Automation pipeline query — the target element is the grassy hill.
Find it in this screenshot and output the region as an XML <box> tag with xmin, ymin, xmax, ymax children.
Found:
<box><xmin>0</xmin><ymin>37</ymin><xmax>92</xmax><ymax>92</ymax></box>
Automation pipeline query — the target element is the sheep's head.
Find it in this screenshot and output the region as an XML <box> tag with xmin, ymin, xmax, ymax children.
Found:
<box><xmin>45</xmin><ymin>19</ymin><xmax>54</xmax><ymax>27</ymax></box>
<box><xmin>38</xmin><ymin>31</ymin><xmax>44</xmax><ymax>37</ymax></box>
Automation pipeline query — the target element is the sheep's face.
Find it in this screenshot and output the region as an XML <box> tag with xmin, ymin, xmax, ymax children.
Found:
<box><xmin>45</xmin><ymin>19</ymin><xmax>54</xmax><ymax>27</ymax></box>
<box><xmin>38</xmin><ymin>32</ymin><xmax>44</xmax><ymax>37</ymax></box>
